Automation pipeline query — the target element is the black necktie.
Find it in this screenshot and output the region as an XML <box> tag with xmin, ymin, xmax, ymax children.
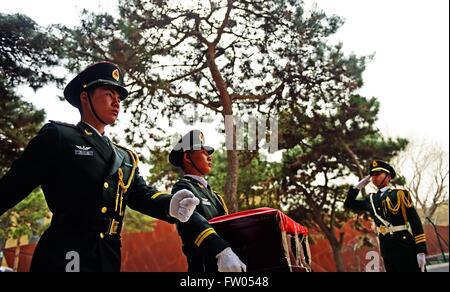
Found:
<box><xmin>102</xmin><ymin>135</ymin><xmax>112</xmax><ymax>148</ymax></box>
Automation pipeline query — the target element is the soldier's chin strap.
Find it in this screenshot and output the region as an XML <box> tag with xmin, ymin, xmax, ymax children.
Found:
<box><xmin>87</xmin><ymin>91</ymin><xmax>108</xmax><ymax>125</ymax></box>
<box><xmin>376</xmin><ymin>173</ymin><xmax>389</xmax><ymax>190</ymax></box>
<box><xmin>187</xmin><ymin>151</ymin><xmax>205</xmax><ymax>176</ymax></box>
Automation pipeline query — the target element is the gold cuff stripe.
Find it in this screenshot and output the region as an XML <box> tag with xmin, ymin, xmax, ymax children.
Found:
<box><xmin>415</xmin><ymin>234</ymin><xmax>425</xmax><ymax>238</ymax></box>
<box><xmin>415</xmin><ymin>239</ymin><xmax>426</xmax><ymax>244</ymax></box>
<box><xmin>195</xmin><ymin>230</ymin><xmax>216</xmax><ymax>247</ymax></box>
<box><xmin>194</xmin><ymin>228</ymin><xmax>215</xmax><ymax>247</ymax></box>
<box><xmin>151</xmin><ymin>192</ymin><xmax>169</xmax><ymax>199</ymax></box>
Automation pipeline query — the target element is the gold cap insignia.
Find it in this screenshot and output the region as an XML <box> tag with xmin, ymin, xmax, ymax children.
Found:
<box><xmin>112</xmin><ymin>69</ymin><xmax>120</xmax><ymax>81</ymax></box>
<box><xmin>372</xmin><ymin>161</ymin><xmax>378</xmax><ymax>167</ymax></box>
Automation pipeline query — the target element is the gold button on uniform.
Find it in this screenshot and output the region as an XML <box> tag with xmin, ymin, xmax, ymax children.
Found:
<box><xmin>101</xmin><ymin>207</ymin><xmax>107</xmax><ymax>214</ymax></box>
<box><xmin>100</xmin><ymin>233</ymin><xmax>105</xmax><ymax>239</ymax></box>
<box><xmin>403</xmin><ymin>236</ymin><xmax>406</xmax><ymax>239</ymax></box>
<box><xmin>103</xmin><ymin>182</ymin><xmax>109</xmax><ymax>189</ymax></box>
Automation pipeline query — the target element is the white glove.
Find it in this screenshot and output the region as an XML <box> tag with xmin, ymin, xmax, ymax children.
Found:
<box><xmin>417</xmin><ymin>253</ymin><xmax>426</xmax><ymax>272</ymax></box>
<box><xmin>355</xmin><ymin>175</ymin><xmax>371</xmax><ymax>190</ymax></box>
<box><xmin>216</xmin><ymin>247</ymin><xmax>247</xmax><ymax>272</ymax></box>
<box><xmin>169</xmin><ymin>190</ymin><xmax>200</xmax><ymax>222</ymax></box>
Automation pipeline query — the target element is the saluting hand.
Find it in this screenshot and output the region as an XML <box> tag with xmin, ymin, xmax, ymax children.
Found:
<box><xmin>355</xmin><ymin>175</ymin><xmax>371</xmax><ymax>190</ymax></box>
<box><xmin>169</xmin><ymin>189</ymin><xmax>200</xmax><ymax>222</ymax></box>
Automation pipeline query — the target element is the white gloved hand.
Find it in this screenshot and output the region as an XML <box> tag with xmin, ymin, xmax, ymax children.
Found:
<box><xmin>355</xmin><ymin>175</ymin><xmax>371</xmax><ymax>190</ymax></box>
<box><xmin>216</xmin><ymin>247</ymin><xmax>247</xmax><ymax>272</ymax></box>
<box><xmin>169</xmin><ymin>190</ymin><xmax>200</xmax><ymax>222</ymax></box>
<box><xmin>417</xmin><ymin>253</ymin><xmax>426</xmax><ymax>272</ymax></box>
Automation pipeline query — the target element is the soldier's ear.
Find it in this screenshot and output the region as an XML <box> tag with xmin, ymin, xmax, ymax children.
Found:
<box><xmin>80</xmin><ymin>91</ymin><xmax>88</xmax><ymax>105</ymax></box>
<box><xmin>78</xmin><ymin>91</ymin><xmax>88</xmax><ymax>115</ymax></box>
<box><xmin>183</xmin><ymin>152</ymin><xmax>191</xmax><ymax>166</ymax></box>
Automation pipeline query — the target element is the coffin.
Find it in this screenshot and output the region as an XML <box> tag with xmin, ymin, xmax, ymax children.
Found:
<box><xmin>209</xmin><ymin>207</ymin><xmax>312</xmax><ymax>272</ymax></box>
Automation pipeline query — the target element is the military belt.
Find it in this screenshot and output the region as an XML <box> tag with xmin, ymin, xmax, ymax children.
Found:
<box><xmin>376</xmin><ymin>224</ymin><xmax>408</xmax><ymax>236</ymax></box>
<box><xmin>51</xmin><ymin>214</ymin><xmax>123</xmax><ymax>236</ymax></box>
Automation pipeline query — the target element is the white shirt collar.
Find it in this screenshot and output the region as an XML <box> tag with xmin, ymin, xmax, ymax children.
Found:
<box><xmin>185</xmin><ymin>174</ymin><xmax>208</xmax><ymax>188</ymax></box>
<box><xmin>379</xmin><ymin>186</ymin><xmax>389</xmax><ymax>193</ymax></box>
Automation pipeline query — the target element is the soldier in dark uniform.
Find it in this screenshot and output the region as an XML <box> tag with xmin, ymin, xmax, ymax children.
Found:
<box><xmin>0</xmin><ymin>61</ymin><xmax>199</xmax><ymax>272</ymax></box>
<box><xmin>168</xmin><ymin>130</ymin><xmax>247</xmax><ymax>272</ymax></box>
<box><xmin>344</xmin><ymin>160</ymin><xmax>427</xmax><ymax>272</ymax></box>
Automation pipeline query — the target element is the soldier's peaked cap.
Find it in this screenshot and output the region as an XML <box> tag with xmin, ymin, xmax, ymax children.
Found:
<box><xmin>63</xmin><ymin>61</ymin><xmax>129</xmax><ymax>108</ymax></box>
<box><xmin>369</xmin><ymin>160</ymin><xmax>396</xmax><ymax>179</ymax></box>
<box><xmin>169</xmin><ymin>130</ymin><xmax>214</xmax><ymax>167</ymax></box>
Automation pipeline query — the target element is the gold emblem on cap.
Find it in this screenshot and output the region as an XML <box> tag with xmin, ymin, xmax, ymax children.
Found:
<box><xmin>199</xmin><ymin>132</ymin><xmax>204</xmax><ymax>144</ymax></box>
<box><xmin>372</xmin><ymin>161</ymin><xmax>378</xmax><ymax>167</ymax></box>
<box><xmin>112</xmin><ymin>69</ymin><xmax>120</xmax><ymax>81</ymax></box>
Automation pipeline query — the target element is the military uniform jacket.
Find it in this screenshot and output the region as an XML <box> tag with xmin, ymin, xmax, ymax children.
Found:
<box><xmin>344</xmin><ymin>187</ymin><xmax>427</xmax><ymax>272</ymax></box>
<box><xmin>0</xmin><ymin>121</ymin><xmax>174</xmax><ymax>272</ymax></box>
<box><xmin>171</xmin><ymin>176</ymin><xmax>229</xmax><ymax>272</ymax></box>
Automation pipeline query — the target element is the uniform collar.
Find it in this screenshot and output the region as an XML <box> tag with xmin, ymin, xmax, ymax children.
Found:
<box><xmin>81</xmin><ymin>121</ymin><xmax>107</xmax><ymax>137</ymax></box>
<box><xmin>379</xmin><ymin>186</ymin><xmax>389</xmax><ymax>192</ymax></box>
<box><xmin>379</xmin><ymin>186</ymin><xmax>389</xmax><ymax>194</ymax></box>
<box><xmin>185</xmin><ymin>174</ymin><xmax>208</xmax><ymax>188</ymax></box>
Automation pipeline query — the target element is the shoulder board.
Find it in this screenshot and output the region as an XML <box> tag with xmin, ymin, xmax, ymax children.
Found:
<box><xmin>181</xmin><ymin>177</ymin><xmax>206</xmax><ymax>188</ymax></box>
<box><xmin>49</xmin><ymin>120</ymin><xmax>77</xmax><ymax>129</ymax></box>
<box><xmin>112</xmin><ymin>142</ymin><xmax>133</xmax><ymax>153</ymax></box>
<box><xmin>112</xmin><ymin>142</ymin><xmax>139</xmax><ymax>165</ymax></box>
<box><xmin>390</xmin><ymin>188</ymin><xmax>407</xmax><ymax>194</ymax></box>
<box><xmin>112</xmin><ymin>142</ymin><xmax>138</xmax><ymax>157</ymax></box>
<box><xmin>175</xmin><ymin>179</ymin><xmax>198</xmax><ymax>189</ymax></box>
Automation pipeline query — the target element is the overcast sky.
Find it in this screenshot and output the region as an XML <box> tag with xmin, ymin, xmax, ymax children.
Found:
<box><xmin>1</xmin><ymin>0</ymin><xmax>449</xmax><ymax>151</ymax></box>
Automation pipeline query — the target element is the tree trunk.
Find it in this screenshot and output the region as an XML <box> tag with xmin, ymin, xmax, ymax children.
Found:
<box><xmin>225</xmin><ymin>149</ymin><xmax>240</xmax><ymax>212</ymax></box>
<box><xmin>306</xmin><ymin>195</ymin><xmax>346</xmax><ymax>271</ymax></box>
<box><xmin>330</xmin><ymin>241</ymin><xmax>345</xmax><ymax>272</ymax></box>
<box><xmin>319</xmin><ymin>225</ymin><xmax>346</xmax><ymax>272</ymax></box>
<box><xmin>13</xmin><ymin>238</ymin><xmax>21</xmax><ymax>272</ymax></box>
<box><xmin>205</xmin><ymin>44</ymin><xmax>240</xmax><ymax>212</ymax></box>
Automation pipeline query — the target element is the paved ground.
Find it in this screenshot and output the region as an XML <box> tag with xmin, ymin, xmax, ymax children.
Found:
<box><xmin>427</xmin><ymin>262</ymin><xmax>449</xmax><ymax>272</ymax></box>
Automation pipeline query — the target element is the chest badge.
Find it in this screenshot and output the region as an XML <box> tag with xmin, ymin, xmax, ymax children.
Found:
<box><xmin>201</xmin><ymin>198</ymin><xmax>211</xmax><ymax>206</ymax></box>
<box><xmin>75</xmin><ymin>145</ymin><xmax>94</xmax><ymax>156</ymax></box>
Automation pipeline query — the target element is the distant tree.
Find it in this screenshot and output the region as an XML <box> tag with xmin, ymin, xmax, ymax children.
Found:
<box><xmin>0</xmin><ymin>12</ymin><xmax>64</xmax><ymax>173</ymax></box>
<box><xmin>0</xmin><ymin>188</ymin><xmax>50</xmax><ymax>271</ymax></box>
<box><xmin>0</xmin><ymin>84</ymin><xmax>45</xmax><ymax>175</ymax></box>
<box><xmin>208</xmin><ymin>150</ymin><xmax>283</xmax><ymax>210</ymax></box>
<box><xmin>393</xmin><ymin>140</ymin><xmax>449</xmax><ymax>222</ymax></box>
<box><xmin>0</xmin><ymin>13</ymin><xmax>64</xmax><ymax>89</ymax></box>
<box><xmin>146</xmin><ymin>147</ymin><xmax>181</xmax><ymax>191</ymax></box>
<box><xmin>278</xmin><ymin>95</ymin><xmax>408</xmax><ymax>272</ymax></box>
<box><xmin>0</xmin><ymin>13</ymin><xmax>63</xmax><ymax>256</ymax></box>
<box><xmin>57</xmin><ymin>0</ymin><xmax>364</xmax><ymax>213</ymax></box>
<box><xmin>122</xmin><ymin>207</ymin><xmax>156</xmax><ymax>233</ymax></box>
